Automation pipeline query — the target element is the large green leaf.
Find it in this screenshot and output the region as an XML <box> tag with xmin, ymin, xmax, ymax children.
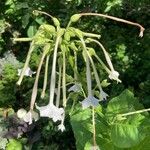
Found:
<box><xmin>111</xmin><ymin>123</ymin><xmax>141</xmax><ymax>148</ymax></box>
<box><xmin>106</xmin><ymin>89</ymin><xmax>148</xmax><ymax>148</ymax></box>
<box><xmin>129</xmin><ymin>136</ymin><xmax>150</xmax><ymax>150</ymax></box>
<box><xmin>106</xmin><ymin>89</ymin><xmax>144</xmax><ymax>122</ymax></box>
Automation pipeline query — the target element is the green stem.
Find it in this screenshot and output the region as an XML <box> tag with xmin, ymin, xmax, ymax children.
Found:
<box><xmin>73</xmin><ymin>49</ymin><xmax>78</xmax><ymax>81</ymax></box>
<box><xmin>49</xmin><ymin>36</ymin><xmax>61</xmax><ymax>105</ymax></box>
<box><xmin>17</xmin><ymin>41</ymin><xmax>35</xmax><ymax>85</ymax></box>
<box><xmin>89</xmin><ymin>39</ymin><xmax>114</xmax><ymax>71</ymax></box>
<box><xmin>56</xmin><ymin>63</ymin><xmax>62</xmax><ymax>107</ymax></box>
<box><xmin>80</xmin><ymin>38</ymin><xmax>92</xmax><ymax>96</ymax></box>
<box><xmin>13</xmin><ymin>38</ymin><xmax>32</xmax><ymax>42</ymax></box>
<box><xmin>83</xmin><ymin>32</ymin><xmax>101</xmax><ymax>39</ymax></box>
<box><xmin>33</xmin><ymin>10</ymin><xmax>53</xmax><ymax>19</ymax></box>
<box><xmin>30</xmin><ymin>44</ymin><xmax>49</xmax><ymax>110</ymax></box>
<box><xmin>66</xmin><ymin>21</ymin><xmax>71</xmax><ymax>28</ymax></box>
<box><xmin>94</xmin><ymin>54</ymin><xmax>111</xmax><ymax>74</ymax></box>
<box><xmin>62</xmin><ymin>45</ymin><xmax>67</xmax><ymax>107</ymax></box>
<box><xmin>92</xmin><ymin>107</ymin><xmax>97</xmax><ymax>149</ymax></box>
<box><xmin>86</xmin><ymin>51</ymin><xmax>103</xmax><ymax>92</ymax></box>
<box><xmin>118</xmin><ymin>108</ymin><xmax>150</xmax><ymax>117</ymax></box>
<box><xmin>41</xmin><ymin>55</ymin><xmax>50</xmax><ymax>99</ymax></box>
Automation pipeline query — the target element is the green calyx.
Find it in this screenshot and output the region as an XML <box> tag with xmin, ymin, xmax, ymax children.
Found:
<box><xmin>70</xmin><ymin>14</ymin><xmax>81</xmax><ymax>23</ymax></box>
<box><xmin>52</xmin><ymin>17</ymin><xmax>60</xmax><ymax>27</ymax></box>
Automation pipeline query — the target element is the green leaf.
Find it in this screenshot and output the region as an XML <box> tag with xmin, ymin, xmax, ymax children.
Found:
<box><xmin>106</xmin><ymin>89</ymin><xmax>144</xmax><ymax>121</ymax></box>
<box><xmin>129</xmin><ymin>136</ymin><xmax>150</xmax><ymax>150</ymax></box>
<box><xmin>70</xmin><ymin>108</ymin><xmax>92</xmax><ymax>150</ymax></box>
<box><xmin>27</xmin><ymin>23</ymin><xmax>37</xmax><ymax>38</ymax></box>
<box><xmin>22</xmin><ymin>14</ymin><xmax>30</xmax><ymax>28</ymax></box>
<box><xmin>6</xmin><ymin>139</ymin><xmax>22</xmax><ymax>150</ymax></box>
<box><xmin>111</xmin><ymin>123</ymin><xmax>141</xmax><ymax>148</ymax></box>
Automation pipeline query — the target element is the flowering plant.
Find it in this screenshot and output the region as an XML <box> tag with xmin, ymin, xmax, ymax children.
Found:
<box><xmin>14</xmin><ymin>10</ymin><xmax>145</xmax><ymax>149</ymax></box>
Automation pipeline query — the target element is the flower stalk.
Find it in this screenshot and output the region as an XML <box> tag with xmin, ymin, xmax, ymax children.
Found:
<box><xmin>61</xmin><ymin>44</ymin><xmax>67</xmax><ymax>107</ymax></box>
<box><xmin>92</xmin><ymin>107</ymin><xmax>97</xmax><ymax>150</ymax></box>
<box><xmin>49</xmin><ymin>36</ymin><xmax>61</xmax><ymax>105</ymax></box>
<box><xmin>17</xmin><ymin>41</ymin><xmax>35</xmax><ymax>85</ymax></box>
<box><xmin>56</xmin><ymin>62</ymin><xmax>62</xmax><ymax>107</ymax></box>
<box><xmin>117</xmin><ymin>108</ymin><xmax>150</xmax><ymax>118</ymax></box>
<box><xmin>41</xmin><ymin>55</ymin><xmax>50</xmax><ymax>99</ymax></box>
<box><xmin>30</xmin><ymin>44</ymin><xmax>50</xmax><ymax>110</ymax></box>
<box><xmin>86</xmin><ymin>50</ymin><xmax>108</xmax><ymax>101</ymax></box>
<box><xmin>79</xmin><ymin>13</ymin><xmax>144</xmax><ymax>37</ymax></box>
<box><xmin>80</xmin><ymin>38</ymin><xmax>92</xmax><ymax>96</ymax></box>
<box><xmin>13</xmin><ymin>38</ymin><xmax>32</xmax><ymax>42</ymax></box>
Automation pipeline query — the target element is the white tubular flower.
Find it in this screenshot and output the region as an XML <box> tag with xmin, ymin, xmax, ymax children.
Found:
<box><xmin>36</xmin><ymin>103</ymin><xmax>64</xmax><ymax>122</ymax></box>
<box><xmin>68</xmin><ymin>83</ymin><xmax>82</xmax><ymax>92</ymax></box>
<box><xmin>108</xmin><ymin>70</ymin><xmax>121</xmax><ymax>83</ymax></box>
<box><xmin>18</xmin><ymin>67</ymin><xmax>36</xmax><ymax>77</ymax></box>
<box><xmin>81</xmin><ymin>96</ymin><xmax>99</xmax><ymax>109</ymax></box>
<box><xmin>58</xmin><ymin>123</ymin><xmax>65</xmax><ymax>132</ymax></box>
<box><xmin>100</xmin><ymin>89</ymin><xmax>109</xmax><ymax>101</ymax></box>
<box><xmin>23</xmin><ymin>110</ymin><xmax>39</xmax><ymax>125</ymax></box>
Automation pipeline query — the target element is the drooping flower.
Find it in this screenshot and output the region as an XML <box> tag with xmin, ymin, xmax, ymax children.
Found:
<box><xmin>81</xmin><ymin>96</ymin><xmax>99</xmax><ymax>109</ymax></box>
<box><xmin>22</xmin><ymin>110</ymin><xmax>39</xmax><ymax>124</ymax></box>
<box><xmin>100</xmin><ymin>89</ymin><xmax>108</xmax><ymax>101</ymax></box>
<box><xmin>36</xmin><ymin>103</ymin><xmax>64</xmax><ymax>122</ymax></box>
<box><xmin>68</xmin><ymin>83</ymin><xmax>82</xmax><ymax>92</ymax></box>
<box><xmin>108</xmin><ymin>70</ymin><xmax>121</xmax><ymax>83</ymax></box>
<box><xmin>58</xmin><ymin>123</ymin><xmax>65</xmax><ymax>132</ymax></box>
<box><xmin>18</xmin><ymin>67</ymin><xmax>36</xmax><ymax>77</ymax></box>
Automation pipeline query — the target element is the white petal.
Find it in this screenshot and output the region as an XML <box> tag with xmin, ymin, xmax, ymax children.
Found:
<box><xmin>100</xmin><ymin>90</ymin><xmax>108</xmax><ymax>101</ymax></box>
<box><xmin>32</xmin><ymin>111</ymin><xmax>39</xmax><ymax>121</ymax></box>
<box><xmin>36</xmin><ymin>104</ymin><xmax>64</xmax><ymax>122</ymax></box>
<box><xmin>68</xmin><ymin>83</ymin><xmax>82</xmax><ymax>92</ymax></box>
<box><xmin>81</xmin><ymin>98</ymin><xmax>91</xmax><ymax>109</ymax></box>
<box><xmin>89</xmin><ymin>96</ymin><xmax>99</xmax><ymax>107</ymax></box>
<box><xmin>81</xmin><ymin>96</ymin><xmax>99</xmax><ymax>109</ymax></box>
<box><xmin>109</xmin><ymin>70</ymin><xmax>121</xmax><ymax>83</ymax></box>
<box><xmin>23</xmin><ymin>111</ymin><xmax>32</xmax><ymax>124</ymax></box>
<box><xmin>17</xmin><ymin>67</ymin><xmax>36</xmax><ymax>77</ymax></box>
<box><xmin>58</xmin><ymin>124</ymin><xmax>65</xmax><ymax>132</ymax></box>
<box><xmin>36</xmin><ymin>104</ymin><xmax>52</xmax><ymax>117</ymax></box>
<box><xmin>22</xmin><ymin>110</ymin><xmax>39</xmax><ymax>124</ymax></box>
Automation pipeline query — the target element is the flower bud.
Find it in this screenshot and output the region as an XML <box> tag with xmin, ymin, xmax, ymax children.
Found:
<box><xmin>52</xmin><ymin>17</ymin><xmax>60</xmax><ymax>27</ymax></box>
<box><xmin>70</xmin><ymin>14</ymin><xmax>81</xmax><ymax>22</ymax></box>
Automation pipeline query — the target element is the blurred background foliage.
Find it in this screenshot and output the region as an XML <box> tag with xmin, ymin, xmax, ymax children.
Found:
<box><xmin>0</xmin><ymin>0</ymin><xmax>149</xmax><ymax>149</ymax></box>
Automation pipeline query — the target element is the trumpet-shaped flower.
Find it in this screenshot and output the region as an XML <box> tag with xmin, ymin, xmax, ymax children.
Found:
<box><xmin>108</xmin><ymin>70</ymin><xmax>121</xmax><ymax>83</ymax></box>
<box><xmin>22</xmin><ymin>110</ymin><xmax>39</xmax><ymax>125</ymax></box>
<box><xmin>100</xmin><ymin>90</ymin><xmax>108</xmax><ymax>101</ymax></box>
<box><xmin>18</xmin><ymin>67</ymin><xmax>36</xmax><ymax>77</ymax></box>
<box><xmin>36</xmin><ymin>103</ymin><xmax>64</xmax><ymax>122</ymax></box>
<box><xmin>58</xmin><ymin>123</ymin><xmax>65</xmax><ymax>132</ymax></box>
<box><xmin>68</xmin><ymin>83</ymin><xmax>82</xmax><ymax>92</ymax></box>
<box><xmin>81</xmin><ymin>96</ymin><xmax>99</xmax><ymax>109</ymax></box>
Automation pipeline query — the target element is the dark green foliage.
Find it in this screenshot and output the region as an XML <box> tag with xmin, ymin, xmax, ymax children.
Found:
<box><xmin>71</xmin><ymin>90</ymin><xmax>150</xmax><ymax>150</ymax></box>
